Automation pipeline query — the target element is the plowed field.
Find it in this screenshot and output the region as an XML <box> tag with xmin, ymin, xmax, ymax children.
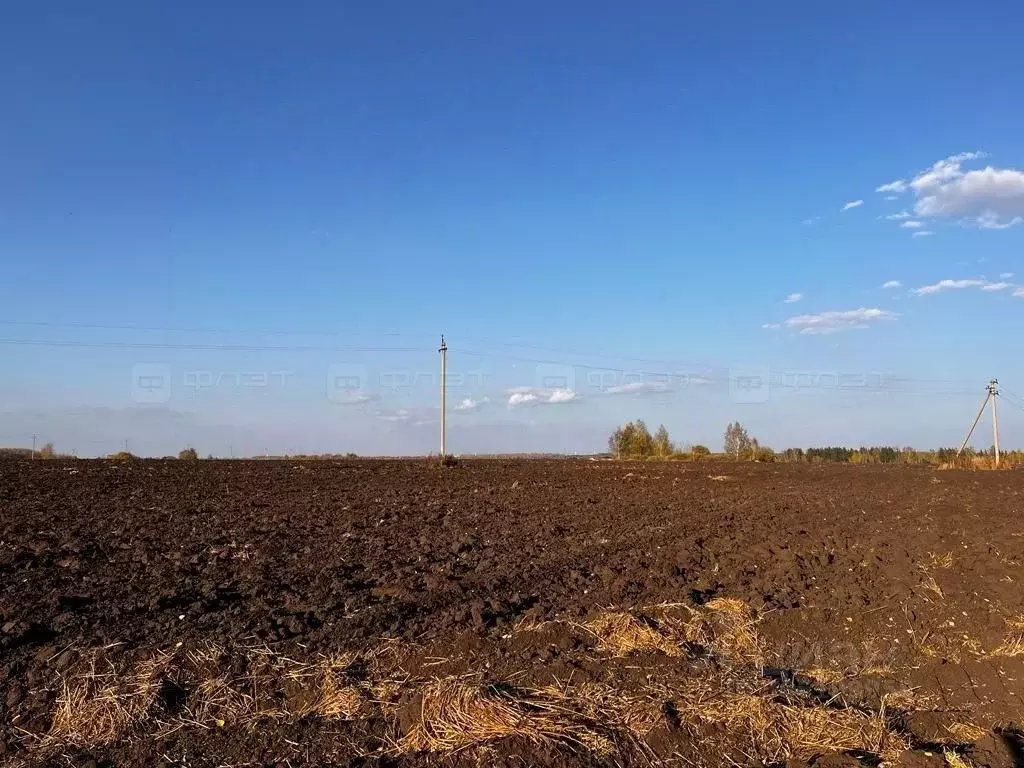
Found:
<box><xmin>2</xmin><ymin>459</ymin><xmax>1023</xmax><ymax>767</ymax></box>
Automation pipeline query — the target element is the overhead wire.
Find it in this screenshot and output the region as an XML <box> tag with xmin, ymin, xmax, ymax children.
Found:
<box><xmin>0</xmin><ymin>318</ymin><xmax>417</xmax><ymax>339</ymax></box>
<box><xmin>1</xmin><ymin>319</ymin><xmax>984</xmax><ymax>390</ymax></box>
<box><xmin>0</xmin><ymin>338</ymin><xmax>424</xmax><ymax>353</ymax></box>
<box><xmin>998</xmin><ymin>389</ymin><xmax>1024</xmax><ymax>412</ymax></box>
<box><xmin>0</xmin><ymin>317</ymin><xmax>1006</xmax><ymax>398</ymax></box>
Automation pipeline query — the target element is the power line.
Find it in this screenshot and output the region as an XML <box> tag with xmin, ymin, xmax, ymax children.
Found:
<box><xmin>453</xmin><ymin>346</ymin><xmax>981</xmax><ymax>394</ymax></box>
<box><xmin>0</xmin><ymin>338</ymin><xmax>425</xmax><ymax>353</ymax></box>
<box><xmin>998</xmin><ymin>389</ymin><xmax>1024</xmax><ymax>412</ymax></box>
<box><xmin>0</xmin><ymin>317</ymin><xmax>997</xmax><ymax>394</ymax></box>
<box><xmin>0</xmin><ymin>318</ymin><xmax>417</xmax><ymax>339</ymax></box>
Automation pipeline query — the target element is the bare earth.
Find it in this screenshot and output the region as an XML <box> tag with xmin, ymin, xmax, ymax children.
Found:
<box><xmin>1</xmin><ymin>459</ymin><xmax>1023</xmax><ymax>767</ymax></box>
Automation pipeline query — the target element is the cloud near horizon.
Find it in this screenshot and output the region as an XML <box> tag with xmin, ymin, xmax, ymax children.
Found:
<box><xmin>453</xmin><ymin>396</ymin><xmax>491</xmax><ymax>413</ymax></box>
<box><xmin>505</xmin><ymin>386</ymin><xmax>579</xmax><ymax>408</ymax></box>
<box><xmin>763</xmin><ymin>307</ymin><xmax>896</xmax><ymax>335</ymax></box>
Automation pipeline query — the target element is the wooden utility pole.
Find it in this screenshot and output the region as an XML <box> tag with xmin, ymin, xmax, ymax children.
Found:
<box><xmin>31</xmin><ymin>435</ymin><xmax>36</xmax><ymax>459</ymax></box>
<box><xmin>958</xmin><ymin>379</ymin><xmax>1000</xmax><ymax>464</ymax></box>
<box><xmin>439</xmin><ymin>335</ymin><xmax>448</xmax><ymax>457</ymax></box>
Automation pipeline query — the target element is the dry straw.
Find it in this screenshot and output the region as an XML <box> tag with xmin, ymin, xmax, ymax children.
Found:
<box><xmin>581</xmin><ymin>613</ymin><xmax>682</xmax><ymax>657</ymax></box>
<box><xmin>46</xmin><ymin>652</ymin><xmax>172</xmax><ymax>748</ymax></box>
<box><xmin>31</xmin><ymin>598</ymin><xmax>919</xmax><ymax>765</ymax></box>
<box><xmin>991</xmin><ymin>615</ymin><xmax>1024</xmax><ymax>657</ymax></box>
<box><xmin>399</xmin><ymin>678</ymin><xmax>619</xmax><ymax>756</ymax></box>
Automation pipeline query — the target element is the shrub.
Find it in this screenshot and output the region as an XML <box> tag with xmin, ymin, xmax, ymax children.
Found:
<box><xmin>38</xmin><ymin>442</ymin><xmax>57</xmax><ymax>459</ymax></box>
<box><xmin>178</xmin><ymin>447</ymin><xmax>199</xmax><ymax>461</ymax></box>
<box><xmin>691</xmin><ymin>445</ymin><xmax>711</xmax><ymax>458</ymax></box>
<box><xmin>107</xmin><ymin>451</ymin><xmax>137</xmax><ymax>461</ymax></box>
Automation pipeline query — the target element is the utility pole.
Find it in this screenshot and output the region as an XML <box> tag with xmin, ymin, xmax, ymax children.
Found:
<box><xmin>31</xmin><ymin>435</ymin><xmax>36</xmax><ymax>459</ymax></box>
<box><xmin>958</xmin><ymin>378</ymin><xmax>1000</xmax><ymax>465</ymax></box>
<box><xmin>439</xmin><ymin>335</ymin><xmax>447</xmax><ymax>458</ymax></box>
<box><xmin>991</xmin><ymin>379</ymin><xmax>1000</xmax><ymax>466</ymax></box>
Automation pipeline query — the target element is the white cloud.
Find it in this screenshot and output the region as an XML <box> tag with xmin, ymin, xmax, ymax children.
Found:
<box><xmin>1015</xmin><ymin>287</ymin><xmax>1024</xmax><ymax>298</ymax></box>
<box><xmin>454</xmin><ymin>397</ymin><xmax>490</xmax><ymax>413</ymax></box>
<box><xmin>880</xmin><ymin>151</ymin><xmax>1024</xmax><ymax>231</ymax></box>
<box><xmin>1000</xmin><ymin>272</ymin><xmax>1014</xmax><ymax>279</ymax></box>
<box><xmin>877</xmin><ymin>180</ymin><xmax>908</xmax><ymax>194</ymax></box>
<box><xmin>975</xmin><ymin>211</ymin><xmax>1023</xmax><ymax>230</ymax></box>
<box><xmin>899</xmin><ymin>220</ymin><xmax>925</xmax><ymax>229</ymax></box>
<box><xmin>506</xmin><ymin>386</ymin><xmax>579</xmax><ymax>408</ymax></box>
<box><xmin>841</xmin><ymin>200</ymin><xmax>864</xmax><ymax>211</ymax></box>
<box><xmin>910</xmin><ymin>152</ymin><xmax>986</xmax><ymax>192</ymax></box>
<box><xmin>882</xmin><ymin>280</ymin><xmax>902</xmax><ymax>289</ymax></box>
<box><xmin>912</xmin><ymin>278</ymin><xmax>1014</xmax><ymax>296</ymax></box>
<box><xmin>602</xmin><ymin>381</ymin><xmax>671</xmax><ymax>396</ymax></box>
<box><xmin>915</xmin><ymin>279</ymin><xmax>982</xmax><ymax>295</ymax></box>
<box><xmin>765</xmin><ymin>307</ymin><xmax>897</xmax><ymax>335</ymax></box>
<box><xmin>507</xmin><ymin>392</ymin><xmax>538</xmax><ymax>407</ymax></box>
<box><xmin>333</xmin><ymin>390</ymin><xmax>379</xmax><ymax>405</ymax></box>
<box><xmin>548</xmin><ymin>389</ymin><xmax>577</xmax><ymax>404</ymax></box>
<box><xmin>885</xmin><ymin>196</ymin><xmax>899</xmax><ymax>201</ymax></box>
<box><xmin>801</xmin><ymin>217</ymin><xmax>821</xmax><ymax>226</ymax></box>
<box><xmin>912</xmin><ymin>230</ymin><xmax>934</xmax><ymax>237</ymax></box>
<box><xmin>884</xmin><ymin>211</ymin><xmax>912</xmax><ymax>220</ymax></box>
<box><xmin>370</xmin><ymin>406</ymin><xmax>439</xmax><ymax>426</ymax></box>
<box><xmin>784</xmin><ymin>292</ymin><xmax>803</xmax><ymax>304</ymax></box>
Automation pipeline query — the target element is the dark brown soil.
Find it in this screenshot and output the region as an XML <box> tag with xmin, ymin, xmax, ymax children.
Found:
<box><xmin>2</xmin><ymin>458</ymin><xmax>1023</xmax><ymax>767</ymax></box>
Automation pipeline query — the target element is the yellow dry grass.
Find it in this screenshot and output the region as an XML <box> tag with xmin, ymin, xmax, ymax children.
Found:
<box><xmin>657</xmin><ymin>597</ymin><xmax>766</xmax><ymax>666</ymax></box>
<box><xmin>399</xmin><ymin>679</ymin><xmax>615</xmax><ymax>756</ymax></box>
<box><xmin>990</xmin><ymin>615</ymin><xmax>1024</xmax><ymax>658</ymax></box>
<box><xmin>27</xmin><ymin>599</ymin><xmax>923</xmax><ymax>765</ymax></box>
<box><xmin>946</xmin><ymin>722</ymin><xmax>987</xmax><ymax>743</ymax></box>
<box><xmin>187</xmin><ymin>645</ymin><xmax>371</xmax><ymax>728</ymax></box>
<box><xmin>930</xmin><ymin>551</ymin><xmax>955</xmax><ymax>569</ymax></box>
<box><xmin>669</xmin><ymin>683</ymin><xmax>909</xmax><ymax>763</ymax></box>
<box><xmin>545</xmin><ymin>681</ymin><xmax>663</xmax><ymax>737</ymax></box>
<box><xmin>283</xmin><ymin>653</ymin><xmax>364</xmax><ymax>720</ymax></box>
<box><xmin>45</xmin><ymin>653</ymin><xmax>172</xmax><ymax>748</ymax></box>
<box><xmin>41</xmin><ymin>643</ymin><xmax>380</xmax><ymax>749</ymax></box>
<box><xmin>581</xmin><ymin>613</ymin><xmax>682</xmax><ymax>657</ymax></box>
<box><xmin>945</xmin><ymin>749</ymin><xmax>974</xmax><ymax>768</ymax></box>
<box><xmin>921</xmin><ymin>573</ymin><xmax>945</xmax><ymax>600</ymax></box>
<box><xmin>802</xmin><ymin>667</ymin><xmax>846</xmax><ymax>684</ymax></box>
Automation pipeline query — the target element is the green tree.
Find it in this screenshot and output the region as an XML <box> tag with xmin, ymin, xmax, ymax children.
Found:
<box><xmin>609</xmin><ymin>421</ymin><xmax>638</xmax><ymax>457</ymax></box>
<box><xmin>723</xmin><ymin>422</ymin><xmax>752</xmax><ymax>459</ymax></box>
<box><xmin>178</xmin><ymin>447</ymin><xmax>199</xmax><ymax>461</ymax></box>
<box><xmin>691</xmin><ymin>444</ymin><xmax>711</xmax><ymax>458</ymax></box>
<box><xmin>608</xmin><ymin>420</ymin><xmax>668</xmax><ymax>458</ymax></box>
<box><xmin>653</xmin><ymin>424</ymin><xmax>673</xmax><ymax>457</ymax></box>
<box><xmin>630</xmin><ymin>420</ymin><xmax>654</xmax><ymax>457</ymax></box>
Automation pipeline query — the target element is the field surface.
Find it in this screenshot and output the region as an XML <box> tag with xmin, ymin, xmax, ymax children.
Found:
<box><xmin>2</xmin><ymin>459</ymin><xmax>1024</xmax><ymax>767</ymax></box>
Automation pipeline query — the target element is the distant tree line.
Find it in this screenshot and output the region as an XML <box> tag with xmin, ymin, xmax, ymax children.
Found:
<box><xmin>607</xmin><ymin>420</ymin><xmax>1023</xmax><ymax>467</ymax></box>
<box><xmin>608</xmin><ymin>420</ymin><xmax>677</xmax><ymax>458</ymax></box>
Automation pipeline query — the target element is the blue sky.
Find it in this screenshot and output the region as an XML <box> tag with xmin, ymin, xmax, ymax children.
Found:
<box><xmin>2</xmin><ymin>0</ymin><xmax>1023</xmax><ymax>455</ymax></box>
